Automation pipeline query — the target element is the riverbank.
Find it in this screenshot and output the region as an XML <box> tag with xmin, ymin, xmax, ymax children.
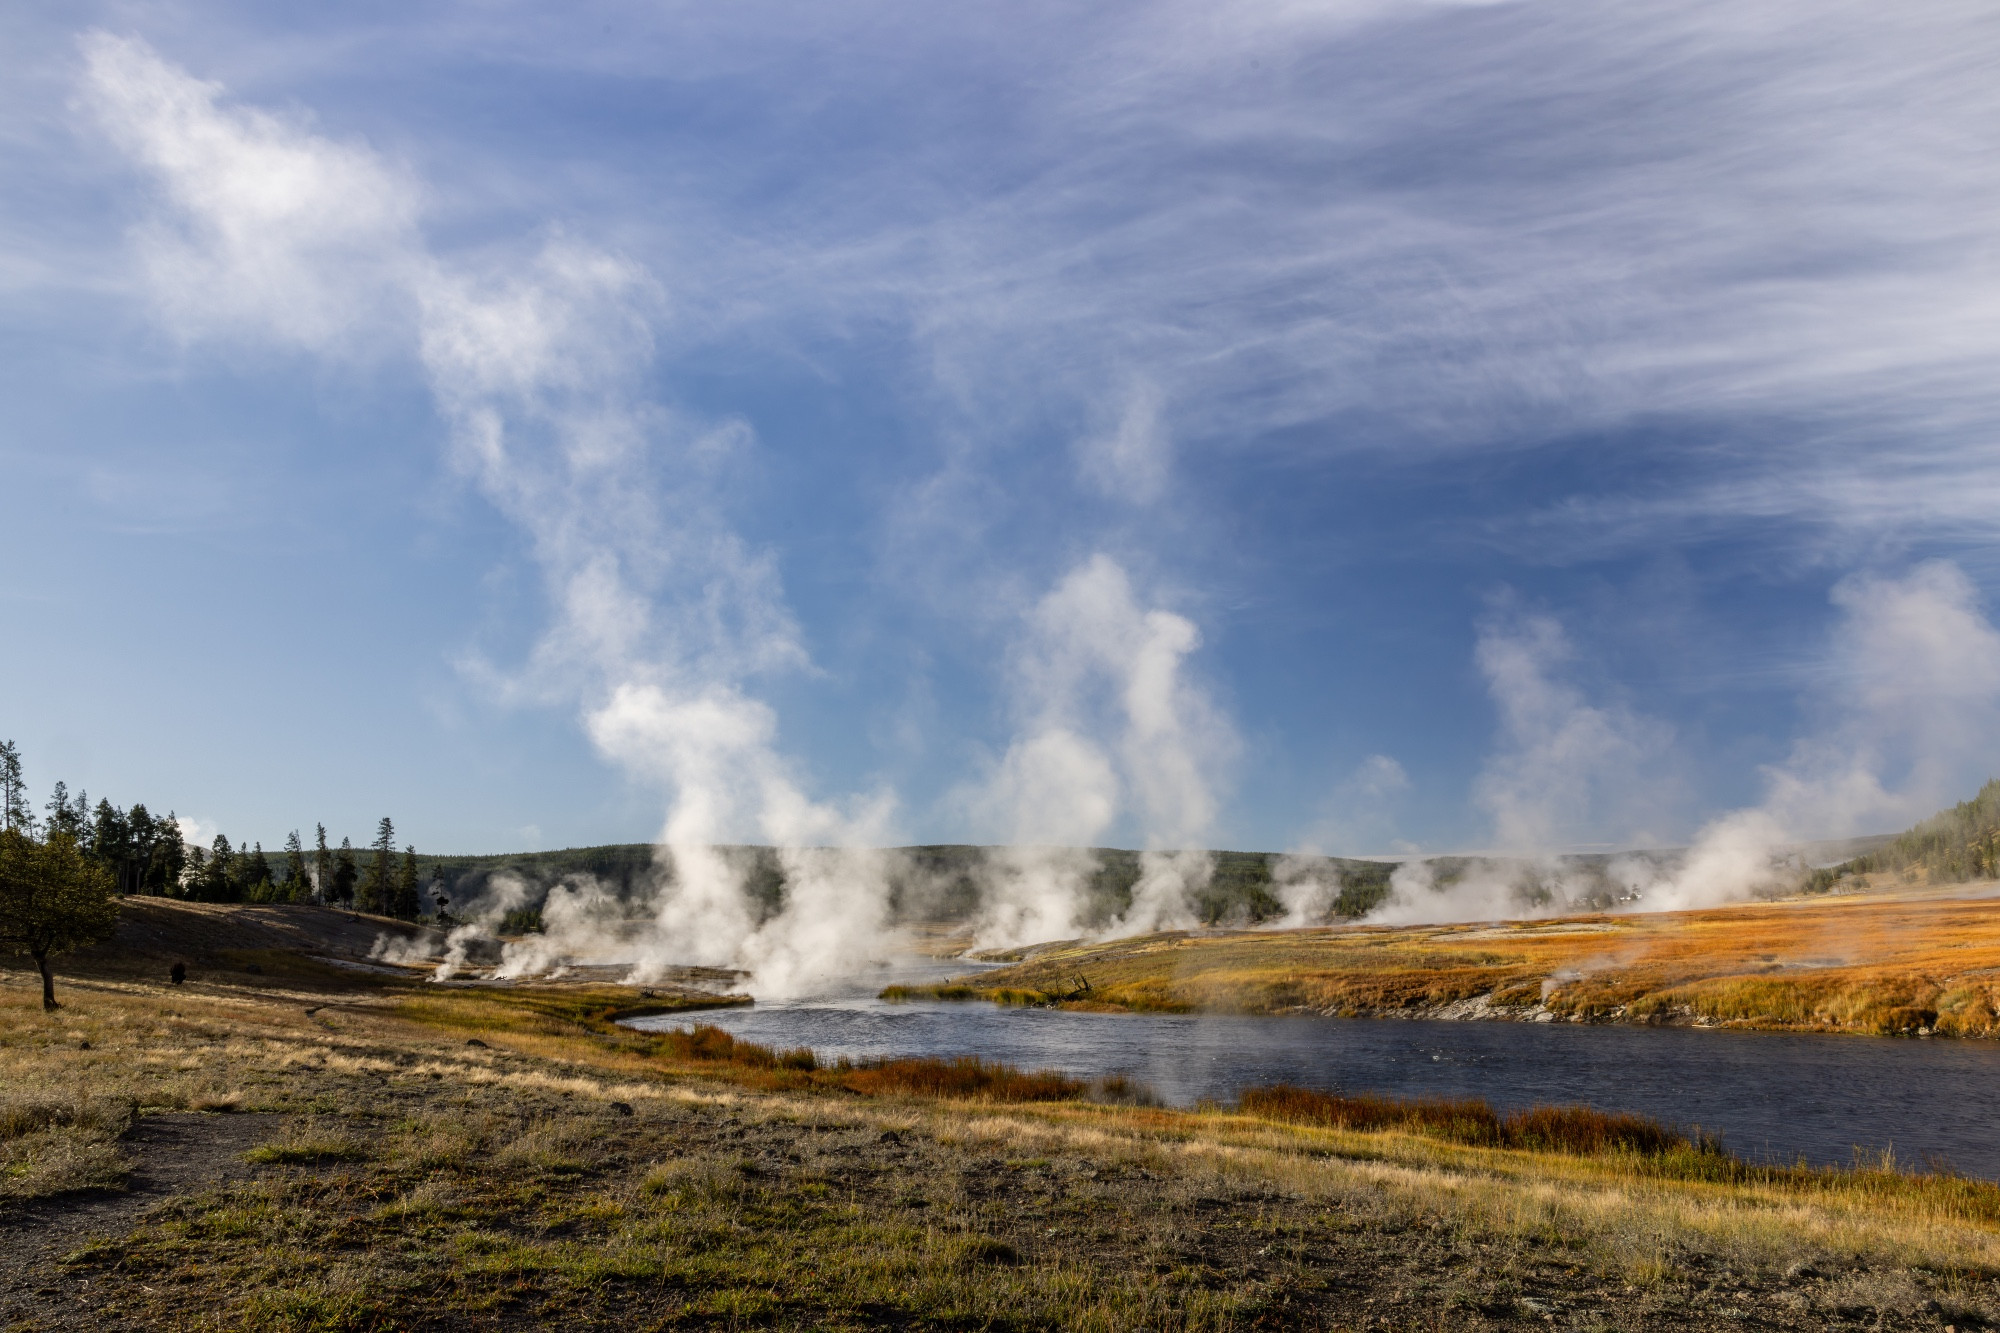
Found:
<box><xmin>901</xmin><ymin>881</ymin><xmax>2000</xmax><ymax>1037</ymax></box>
<box><xmin>6</xmin><ymin>935</ymin><xmax>2000</xmax><ymax>1328</ymax></box>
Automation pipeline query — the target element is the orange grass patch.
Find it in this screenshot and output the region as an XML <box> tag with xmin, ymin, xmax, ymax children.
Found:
<box><xmin>953</xmin><ymin>884</ymin><xmax>2000</xmax><ymax>1035</ymax></box>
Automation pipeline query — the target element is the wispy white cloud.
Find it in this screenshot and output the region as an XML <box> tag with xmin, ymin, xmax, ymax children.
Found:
<box><xmin>37</xmin><ymin>1</ymin><xmax>2000</xmax><ymax>864</ymax></box>
<box><xmin>81</xmin><ymin>32</ymin><xmax>423</xmax><ymax>355</ymax></box>
<box><xmin>44</xmin><ymin>5</ymin><xmax>2000</xmax><ymax>565</ymax></box>
<box><xmin>599</xmin><ymin>1</ymin><xmax>2000</xmax><ymax>557</ymax></box>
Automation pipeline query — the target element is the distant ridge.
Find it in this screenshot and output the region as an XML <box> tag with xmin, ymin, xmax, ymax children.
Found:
<box><xmin>410</xmin><ymin>845</ymin><xmax>1399</xmax><ymax>927</ymax></box>
<box><xmin>410</xmin><ymin>831</ymin><xmax>1918</xmax><ymax>928</ymax></box>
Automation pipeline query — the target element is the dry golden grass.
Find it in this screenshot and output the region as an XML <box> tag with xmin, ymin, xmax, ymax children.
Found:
<box><xmin>947</xmin><ymin>879</ymin><xmax>2000</xmax><ymax>1035</ymax></box>
<box><xmin>6</xmin><ymin>969</ymin><xmax>1991</xmax><ymax>1262</ymax></box>
<box><xmin>7</xmin><ymin>926</ymin><xmax>2000</xmax><ymax>1329</ymax></box>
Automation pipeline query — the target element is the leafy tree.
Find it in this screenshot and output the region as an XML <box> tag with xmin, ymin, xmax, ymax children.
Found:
<box><xmin>361</xmin><ymin>816</ymin><xmax>396</xmax><ymax>914</ymax></box>
<box><xmin>332</xmin><ymin>837</ymin><xmax>359</xmax><ymax>908</ymax></box>
<box><xmin>0</xmin><ymin>827</ymin><xmax>118</xmax><ymax>1011</ymax></box>
<box><xmin>313</xmin><ymin>824</ymin><xmax>331</xmax><ymax>905</ymax></box>
<box><xmin>0</xmin><ymin>740</ymin><xmax>28</xmax><ymax>833</ymax></box>
<box><xmin>283</xmin><ymin>830</ymin><xmax>309</xmax><ymax>903</ymax></box>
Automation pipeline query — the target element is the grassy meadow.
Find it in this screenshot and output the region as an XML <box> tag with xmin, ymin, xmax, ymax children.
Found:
<box><xmin>905</xmin><ymin>880</ymin><xmax>2000</xmax><ymax>1037</ymax></box>
<box><xmin>0</xmin><ymin>899</ymin><xmax>1998</xmax><ymax>1329</ymax></box>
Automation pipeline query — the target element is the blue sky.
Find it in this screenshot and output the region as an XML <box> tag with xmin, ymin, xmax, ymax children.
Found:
<box><xmin>5</xmin><ymin>1</ymin><xmax>2000</xmax><ymax>859</ymax></box>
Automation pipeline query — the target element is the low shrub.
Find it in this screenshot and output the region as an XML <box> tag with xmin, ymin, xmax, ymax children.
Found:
<box><xmin>1504</xmin><ymin>1103</ymin><xmax>1692</xmax><ymax>1156</ymax></box>
<box><xmin>1873</xmin><ymin>1006</ymin><xmax>1938</xmax><ymax>1036</ymax></box>
<box><xmin>1238</xmin><ymin>1083</ymin><xmax>1706</xmax><ymax>1157</ymax></box>
<box><xmin>1240</xmin><ymin>1084</ymin><xmax>1503</xmax><ymax>1142</ymax></box>
<box><xmin>832</xmin><ymin>1054</ymin><xmax>1081</xmax><ymax>1102</ymax></box>
<box><xmin>879</xmin><ymin>984</ymin><xmax>1057</xmax><ymax>1007</ymax></box>
<box><xmin>650</xmin><ymin>1025</ymin><xmax>1083</xmax><ymax>1102</ymax></box>
<box><xmin>652</xmin><ymin>1024</ymin><xmax>816</xmax><ymax>1070</ymax></box>
<box><xmin>1086</xmin><ymin>1073</ymin><xmax>1161</xmax><ymax>1106</ymax></box>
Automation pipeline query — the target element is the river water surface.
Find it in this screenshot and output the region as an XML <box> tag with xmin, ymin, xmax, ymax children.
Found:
<box><xmin>627</xmin><ymin>974</ymin><xmax>2000</xmax><ymax>1177</ymax></box>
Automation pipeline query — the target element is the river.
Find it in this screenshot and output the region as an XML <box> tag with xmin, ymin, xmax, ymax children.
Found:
<box><xmin>627</xmin><ymin>975</ymin><xmax>2000</xmax><ymax>1177</ymax></box>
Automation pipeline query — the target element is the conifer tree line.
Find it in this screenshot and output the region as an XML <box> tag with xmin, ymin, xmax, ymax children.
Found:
<box><xmin>0</xmin><ymin>740</ymin><xmax>432</xmax><ymax>919</ymax></box>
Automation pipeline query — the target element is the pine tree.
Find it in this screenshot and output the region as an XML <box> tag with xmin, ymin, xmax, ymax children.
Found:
<box><xmin>152</xmin><ymin>814</ymin><xmax>186</xmax><ymax>896</ymax></box>
<box><xmin>283</xmin><ymin>830</ymin><xmax>308</xmax><ymax>903</ymax></box>
<box><xmin>124</xmin><ymin>805</ymin><xmax>161</xmax><ymax>897</ymax></box>
<box><xmin>332</xmin><ymin>837</ymin><xmax>358</xmax><ymax>907</ymax></box>
<box><xmin>92</xmin><ymin>801</ymin><xmax>135</xmax><ymax>895</ymax></box>
<box><xmin>198</xmin><ymin>833</ymin><xmax>238</xmax><ymax>902</ymax></box>
<box><xmin>313</xmin><ymin>824</ymin><xmax>331</xmax><ymax>905</ymax></box>
<box><xmin>243</xmin><ymin>841</ymin><xmax>274</xmax><ymax>901</ymax></box>
<box><xmin>360</xmin><ymin>817</ymin><xmax>396</xmax><ymax>914</ymax></box>
<box><xmin>0</xmin><ymin>741</ymin><xmax>27</xmax><ymax>833</ymax></box>
<box><xmin>44</xmin><ymin>782</ymin><xmax>84</xmax><ymax>840</ymax></box>
<box><xmin>393</xmin><ymin>845</ymin><xmax>421</xmax><ymax>920</ymax></box>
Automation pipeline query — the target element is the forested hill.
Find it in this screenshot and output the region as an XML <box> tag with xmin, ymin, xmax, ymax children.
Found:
<box><xmin>1831</xmin><ymin>778</ymin><xmax>2000</xmax><ymax>885</ymax></box>
<box><xmin>412</xmin><ymin>845</ymin><xmax>1401</xmax><ymax>928</ymax></box>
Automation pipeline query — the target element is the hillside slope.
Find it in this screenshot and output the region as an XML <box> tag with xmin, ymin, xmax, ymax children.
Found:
<box><xmin>1831</xmin><ymin>777</ymin><xmax>2000</xmax><ymax>886</ymax></box>
<box><xmin>417</xmin><ymin>844</ymin><xmax>1401</xmax><ymax>927</ymax></box>
<box><xmin>65</xmin><ymin>898</ymin><xmax>440</xmax><ymax>987</ymax></box>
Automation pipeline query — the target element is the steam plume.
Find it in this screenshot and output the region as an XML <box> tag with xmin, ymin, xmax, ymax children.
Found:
<box><xmin>82</xmin><ymin>33</ymin><xmax>901</xmax><ymax>996</ymax></box>
<box><xmin>1378</xmin><ymin>563</ymin><xmax>2000</xmax><ymax>923</ymax></box>
<box><xmin>964</xmin><ymin>554</ymin><xmax>1233</xmax><ymax>946</ymax></box>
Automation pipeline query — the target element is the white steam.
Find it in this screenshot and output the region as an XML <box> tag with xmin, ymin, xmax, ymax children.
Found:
<box><xmin>1642</xmin><ymin>560</ymin><xmax>2000</xmax><ymax>911</ymax></box>
<box><xmin>1379</xmin><ymin>563</ymin><xmax>2000</xmax><ymax>924</ymax></box>
<box><xmin>82</xmin><ymin>35</ymin><xmax>1243</xmax><ymax>978</ymax></box>
<box><xmin>82</xmin><ymin>33</ymin><xmax>903</xmax><ymax>996</ymax></box>
<box><xmin>1471</xmin><ymin>605</ymin><xmax>1678</xmax><ymax>854</ymax></box>
<box><xmin>962</xmin><ymin>554</ymin><xmax>1234</xmax><ymax>946</ymax></box>
<box><xmin>1268</xmin><ymin>854</ymin><xmax>1343</xmax><ymax>928</ymax></box>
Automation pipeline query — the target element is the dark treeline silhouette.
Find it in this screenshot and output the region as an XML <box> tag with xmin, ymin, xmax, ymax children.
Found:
<box><xmin>3</xmin><ymin>741</ymin><xmax>431</xmax><ymax>920</ymax></box>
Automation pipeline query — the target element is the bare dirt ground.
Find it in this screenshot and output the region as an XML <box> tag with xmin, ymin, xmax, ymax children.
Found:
<box><xmin>0</xmin><ymin>1113</ymin><xmax>277</xmax><ymax>1331</ymax></box>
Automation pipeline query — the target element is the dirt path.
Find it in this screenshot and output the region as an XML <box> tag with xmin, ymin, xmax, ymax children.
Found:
<box><xmin>0</xmin><ymin>1113</ymin><xmax>278</xmax><ymax>1332</ymax></box>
